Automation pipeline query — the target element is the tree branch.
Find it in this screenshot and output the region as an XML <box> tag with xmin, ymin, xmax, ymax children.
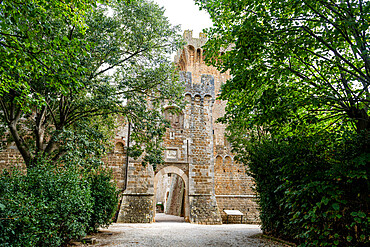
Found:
<box><xmin>0</xmin><ymin>98</ymin><xmax>10</xmax><ymax>123</ymax></box>
<box><xmin>302</xmin><ymin>26</ymin><xmax>369</xmax><ymax>83</ymax></box>
<box><xmin>35</xmin><ymin>105</ymin><xmax>47</xmax><ymax>152</ymax></box>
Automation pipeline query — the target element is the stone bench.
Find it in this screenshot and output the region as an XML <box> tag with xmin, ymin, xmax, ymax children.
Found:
<box><xmin>223</xmin><ymin>210</ymin><xmax>244</xmax><ymax>224</ymax></box>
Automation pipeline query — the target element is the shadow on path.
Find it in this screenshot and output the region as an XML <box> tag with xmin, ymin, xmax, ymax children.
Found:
<box><xmin>154</xmin><ymin>213</ymin><xmax>185</xmax><ymax>223</ymax></box>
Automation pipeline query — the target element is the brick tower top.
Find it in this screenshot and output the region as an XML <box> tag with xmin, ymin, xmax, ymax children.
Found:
<box><xmin>174</xmin><ymin>30</ymin><xmax>230</xmax><ymax>98</ymax></box>
<box><xmin>183</xmin><ymin>30</ymin><xmax>207</xmax><ymax>48</ymax></box>
<box><xmin>174</xmin><ymin>30</ymin><xmax>207</xmax><ymax>65</ymax></box>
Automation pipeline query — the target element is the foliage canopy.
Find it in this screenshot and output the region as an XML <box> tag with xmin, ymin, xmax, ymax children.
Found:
<box><xmin>197</xmin><ymin>0</ymin><xmax>370</xmax><ymax>136</ymax></box>
<box><xmin>0</xmin><ymin>0</ymin><xmax>184</xmax><ymax>168</ymax></box>
<box><xmin>196</xmin><ymin>0</ymin><xmax>370</xmax><ymax>245</ymax></box>
<box><xmin>0</xmin><ymin>0</ymin><xmax>180</xmax><ymax>244</ymax></box>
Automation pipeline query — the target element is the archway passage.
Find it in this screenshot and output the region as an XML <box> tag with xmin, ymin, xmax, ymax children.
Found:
<box><xmin>156</xmin><ymin>173</ymin><xmax>185</xmax><ymax>217</ymax></box>
<box><xmin>154</xmin><ymin>166</ymin><xmax>189</xmax><ymax>222</ymax></box>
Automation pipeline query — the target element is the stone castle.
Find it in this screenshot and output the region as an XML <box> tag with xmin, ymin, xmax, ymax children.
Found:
<box><xmin>0</xmin><ymin>31</ymin><xmax>259</xmax><ymax>225</ymax></box>
<box><xmin>113</xmin><ymin>30</ymin><xmax>259</xmax><ymax>224</ymax></box>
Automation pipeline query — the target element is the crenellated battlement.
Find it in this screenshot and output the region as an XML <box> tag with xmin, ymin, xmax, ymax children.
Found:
<box><xmin>180</xmin><ymin>71</ymin><xmax>215</xmax><ymax>100</ymax></box>
<box><xmin>183</xmin><ymin>30</ymin><xmax>207</xmax><ymax>49</ymax></box>
<box><xmin>175</xmin><ymin>30</ymin><xmax>207</xmax><ymax>66</ymax></box>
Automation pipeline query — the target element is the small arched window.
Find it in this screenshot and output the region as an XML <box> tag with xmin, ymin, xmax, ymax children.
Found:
<box><xmin>114</xmin><ymin>142</ymin><xmax>125</xmax><ymax>153</ymax></box>
<box><xmin>187</xmin><ymin>45</ymin><xmax>195</xmax><ymax>64</ymax></box>
<box><xmin>196</xmin><ymin>48</ymin><xmax>201</xmax><ymax>63</ymax></box>
<box><xmin>164</xmin><ymin>107</ymin><xmax>184</xmax><ymax>129</ymax></box>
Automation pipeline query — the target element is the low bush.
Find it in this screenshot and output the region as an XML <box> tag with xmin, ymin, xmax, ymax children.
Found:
<box><xmin>0</xmin><ymin>162</ymin><xmax>93</xmax><ymax>247</ymax></box>
<box><xmin>88</xmin><ymin>167</ymin><xmax>118</xmax><ymax>232</ymax></box>
<box><xmin>244</xmin><ymin>132</ymin><xmax>369</xmax><ymax>246</ymax></box>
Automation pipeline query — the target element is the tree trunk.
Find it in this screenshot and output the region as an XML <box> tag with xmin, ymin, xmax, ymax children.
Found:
<box><xmin>8</xmin><ymin>122</ymin><xmax>33</xmax><ymax>168</ymax></box>
<box><xmin>355</xmin><ymin>108</ymin><xmax>369</xmax><ymax>133</ymax></box>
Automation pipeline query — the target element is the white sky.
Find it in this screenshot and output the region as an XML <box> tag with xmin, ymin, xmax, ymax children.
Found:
<box><xmin>153</xmin><ymin>0</ymin><xmax>213</xmax><ymax>36</ymax></box>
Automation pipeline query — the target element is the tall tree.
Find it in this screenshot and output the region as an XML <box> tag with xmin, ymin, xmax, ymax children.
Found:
<box><xmin>0</xmin><ymin>0</ymin><xmax>183</xmax><ymax>168</ymax></box>
<box><xmin>196</xmin><ymin>0</ymin><xmax>370</xmax><ymax>137</ymax></box>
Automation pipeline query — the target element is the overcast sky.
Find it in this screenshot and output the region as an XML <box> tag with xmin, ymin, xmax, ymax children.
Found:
<box><xmin>153</xmin><ymin>0</ymin><xmax>213</xmax><ymax>36</ymax></box>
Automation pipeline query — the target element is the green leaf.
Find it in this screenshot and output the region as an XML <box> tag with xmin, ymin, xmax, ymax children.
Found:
<box><xmin>322</xmin><ymin>197</ymin><xmax>329</xmax><ymax>205</ymax></box>
<box><xmin>357</xmin><ymin>211</ymin><xmax>366</xmax><ymax>218</ymax></box>
<box><xmin>332</xmin><ymin>203</ymin><xmax>340</xmax><ymax>211</ymax></box>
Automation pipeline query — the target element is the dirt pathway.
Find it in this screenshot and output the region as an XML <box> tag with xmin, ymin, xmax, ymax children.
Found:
<box><xmin>82</xmin><ymin>214</ymin><xmax>290</xmax><ymax>247</ymax></box>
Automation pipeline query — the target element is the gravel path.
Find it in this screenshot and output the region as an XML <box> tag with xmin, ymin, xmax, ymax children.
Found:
<box><xmin>87</xmin><ymin>214</ymin><xmax>289</xmax><ymax>247</ymax></box>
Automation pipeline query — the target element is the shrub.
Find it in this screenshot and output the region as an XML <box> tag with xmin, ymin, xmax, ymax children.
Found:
<box><xmin>87</xmin><ymin>167</ymin><xmax>118</xmax><ymax>232</ymax></box>
<box><xmin>245</xmin><ymin>132</ymin><xmax>369</xmax><ymax>246</ymax></box>
<box><xmin>0</xmin><ymin>163</ymin><xmax>93</xmax><ymax>247</ymax></box>
<box><xmin>245</xmin><ymin>138</ymin><xmax>299</xmax><ymax>241</ymax></box>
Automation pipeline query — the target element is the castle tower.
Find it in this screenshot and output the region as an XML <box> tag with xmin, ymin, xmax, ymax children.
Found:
<box><xmin>173</xmin><ymin>30</ymin><xmax>223</xmax><ymax>224</ymax></box>
<box><xmin>174</xmin><ymin>31</ymin><xmax>259</xmax><ymax>224</ymax></box>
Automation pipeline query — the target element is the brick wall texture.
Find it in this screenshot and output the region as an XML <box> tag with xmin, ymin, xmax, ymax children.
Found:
<box><xmin>165</xmin><ymin>174</ymin><xmax>185</xmax><ymax>217</ymax></box>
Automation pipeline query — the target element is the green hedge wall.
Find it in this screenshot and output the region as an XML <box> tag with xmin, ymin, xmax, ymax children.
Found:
<box><xmin>0</xmin><ymin>161</ymin><xmax>118</xmax><ymax>246</ymax></box>
<box><xmin>245</xmin><ymin>132</ymin><xmax>369</xmax><ymax>246</ymax></box>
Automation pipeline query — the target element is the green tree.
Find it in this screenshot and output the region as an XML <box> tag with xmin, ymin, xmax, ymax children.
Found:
<box><xmin>0</xmin><ymin>0</ymin><xmax>183</xmax><ymax>168</ymax></box>
<box><xmin>196</xmin><ymin>0</ymin><xmax>369</xmax><ymax>137</ymax></box>
<box><xmin>0</xmin><ymin>0</ymin><xmax>104</xmax><ymax>103</ymax></box>
<box><xmin>196</xmin><ymin>1</ymin><xmax>370</xmax><ymax>245</ymax></box>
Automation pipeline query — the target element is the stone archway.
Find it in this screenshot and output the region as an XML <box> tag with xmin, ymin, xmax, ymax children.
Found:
<box><xmin>154</xmin><ymin>166</ymin><xmax>190</xmax><ymax>222</ymax></box>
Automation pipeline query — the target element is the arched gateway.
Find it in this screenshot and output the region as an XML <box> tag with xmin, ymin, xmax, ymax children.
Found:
<box><xmin>154</xmin><ymin>166</ymin><xmax>190</xmax><ymax>222</ymax></box>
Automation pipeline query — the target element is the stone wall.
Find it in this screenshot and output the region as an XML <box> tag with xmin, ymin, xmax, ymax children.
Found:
<box><xmin>213</xmin><ymin>155</ymin><xmax>259</xmax><ymax>223</ymax></box>
<box><xmin>0</xmin><ymin>142</ymin><xmax>127</xmax><ymax>191</ymax></box>
<box><xmin>214</xmin><ymin>156</ymin><xmax>255</xmax><ymax>195</ymax></box>
<box><xmin>165</xmin><ymin>174</ymin><xmax>185</xmax><ymax>216</ymax></box>
<box><xmin>101</xmin><ymin>142</ymin><xmax>126</xmax><ymax>190</ymax></box>
<box><xmin>116</xmin><ymin>161</ymin><xmax>154</xmax><ymax>223</ymax></box>
<box><xmin>117</xmin><ymin>194</ymin><xmax>153</xmax><ymax>223</ymax></box>
<box><xmin>216</xmin><ymin>196</ymin><xmax>260</xmax><ymax>224</ymax></box>
<box><xmin>189</xmin><ymin>195</ymin><xmax>222</xmax><ymax>225</ymax></box>
<box><xmin>0</xmin><ymin>146</ymin><xmax>26</xmax><ymax>172</ymax></box>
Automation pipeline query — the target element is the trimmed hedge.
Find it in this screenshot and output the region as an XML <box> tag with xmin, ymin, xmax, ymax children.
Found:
<box><xmin>0</xmin><ymin>163</ymin><xmax>93</xmax><ymax>246</ymax></box>
<box><xmin>0</xmin><ymin>161</ymin><xmax>118</xmax><ymax>246</ymax></box>
<box><xmin>245</xmin><ymin>132</ymin><xmax>369</xmax><ymax>246</ymax></box>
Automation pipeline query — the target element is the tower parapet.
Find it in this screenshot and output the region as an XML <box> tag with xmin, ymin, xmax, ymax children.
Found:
<box><xmin>180</xmin><ymin>71</ymin><xmax>215</xmax><ymax>100</ymax></box>
<box><xmin>182</xmin><ymin>30</ymin><xmax>207</xmax><ymax>49</ymax></box>
<box><xmin>175</xmin><ymin>30</ymin><xmax>207</xmax><ymax>67</ymax></box>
